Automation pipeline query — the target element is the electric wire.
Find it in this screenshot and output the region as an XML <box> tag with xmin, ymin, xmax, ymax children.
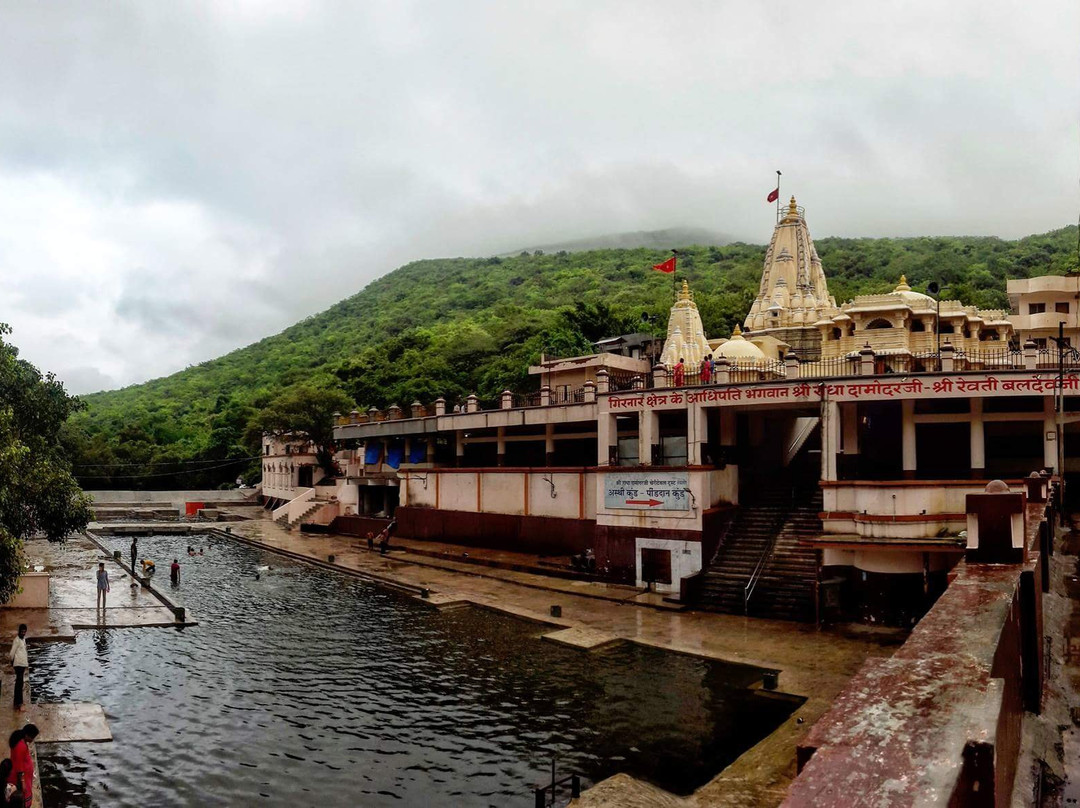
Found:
<box><xmin>75</xmin><ymin>457</ymin><xmax>259</xmax><ymax>480</ymax></box>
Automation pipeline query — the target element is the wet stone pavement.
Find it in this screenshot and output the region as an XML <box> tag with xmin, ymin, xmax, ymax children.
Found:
<box><xmin>33</xmin><ymin>533</ymin><xmax>799</xmax><ymax>807</ymax></box>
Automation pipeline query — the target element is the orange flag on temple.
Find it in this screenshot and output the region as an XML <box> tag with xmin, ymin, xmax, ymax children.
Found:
<box><xmin>652</xmin><ymin>255</ymin><xmax>677</xmax><ymax>274</ymax></box>
<box><xmin>766</xmin><ymin>187</ymin><xmax>780</xmax><ymax>203</ymax></box>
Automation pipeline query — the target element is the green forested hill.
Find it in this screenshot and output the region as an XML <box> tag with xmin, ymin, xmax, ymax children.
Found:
<box><xmin>63</xmin><ymin>226</ymin><xmax>1080</xmax><ymax>489</ymax></box>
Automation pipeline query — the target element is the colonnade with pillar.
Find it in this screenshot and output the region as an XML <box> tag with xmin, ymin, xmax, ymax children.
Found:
<box><xmin>820</xmin><ymin>395</ymin><xmax>1059</xmax><ymax>481</ymax></box>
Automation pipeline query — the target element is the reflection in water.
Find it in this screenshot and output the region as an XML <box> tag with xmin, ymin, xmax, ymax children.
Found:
<box><xmin>34</xmin><ymin>535</ymin><xmax>799</xmax><ymax>807</ymax></box>
<box><xmin>92</xmin><ymin>630</ymin><xmax>109</xmax><ymax>665</ymax></box>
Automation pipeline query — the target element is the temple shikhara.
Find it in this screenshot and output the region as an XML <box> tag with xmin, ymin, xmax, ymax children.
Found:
<box><xmin>261</xmin><ymin>194</ymin><xmax>1078</xmax><ymax>804</ymax></box>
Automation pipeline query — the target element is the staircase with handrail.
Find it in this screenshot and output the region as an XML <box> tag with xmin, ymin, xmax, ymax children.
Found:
<box><xmin>691</xmin><ymin>451</ymin><xmax>822</xmax><ymax>622</ymax></box>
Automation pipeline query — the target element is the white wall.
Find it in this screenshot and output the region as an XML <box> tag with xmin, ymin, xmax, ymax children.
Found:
<box><xmin>401</xmin><ymin>470</ymin><xmax>593</xmax><ymax>520</ymax></box>
<box><xmin>634</xmin><ymin>537</ymin><xmax>702</xmax><ymax>592</ymax></box>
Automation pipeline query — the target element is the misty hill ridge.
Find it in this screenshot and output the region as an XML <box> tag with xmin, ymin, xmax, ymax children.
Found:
<box><xmin>508</xmin><ymin>227</ymin><xmax>732</xmax><ymax>255</ymax></box>
<box><xmin>68</xmin><ymin>225</ymin><xmax>1079</xmax><ymax>488</ymax></box>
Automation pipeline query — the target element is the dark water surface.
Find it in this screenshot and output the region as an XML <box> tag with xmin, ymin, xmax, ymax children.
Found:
<box><xmin>34</xmin><ymin>534</ymin><xmax>797</xmax><ymax>807</ymax></box>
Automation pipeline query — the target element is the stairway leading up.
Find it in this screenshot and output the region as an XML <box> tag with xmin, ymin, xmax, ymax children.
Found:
<box><xmin>692</xmin><ymin>459</ymin><xmax>822</xmax><ymax>622</ymax></box>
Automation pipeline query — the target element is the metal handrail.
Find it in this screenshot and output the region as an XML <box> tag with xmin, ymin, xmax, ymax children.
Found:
<box><xmin>743</xmin><ymin>486</ymin><xmax>795</xmax><ymax>615</ymax></box>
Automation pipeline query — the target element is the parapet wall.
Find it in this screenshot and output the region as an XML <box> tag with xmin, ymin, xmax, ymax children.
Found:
<box><xmin>784</xmin><ymin>497</ymin><xmax>1051</xmax><ymax>807</ymax></box>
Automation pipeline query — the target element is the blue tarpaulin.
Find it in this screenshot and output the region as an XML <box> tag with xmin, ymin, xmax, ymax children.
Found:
<box><xmin>364</xmin><ymin>443</ymin><xmax>382</xmax><ymax>465</ymax></box>
<box><xmin>408</xmin><ymin>440</ymin><xmax>427</xmax><ymax>464</ymax></box>
<box><xmin>386</xmin><ymin>441</ymin><xmax>405</xmax><ymax>469</ymax></box>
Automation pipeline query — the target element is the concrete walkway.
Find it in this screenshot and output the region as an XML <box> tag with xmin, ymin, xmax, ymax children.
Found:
<box><xmin>225</xmin><ymin>516</ymin><xmax>905</xmax><ymax>807</ymax></box>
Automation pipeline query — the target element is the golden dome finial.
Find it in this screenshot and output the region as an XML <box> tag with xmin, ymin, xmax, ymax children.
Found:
<box><xmin>788</xmin><ymin>196</ymin><xmax>798</xmax><ymax>216</ymax></box>
<box><xmin>731</xmin><ymin>324</ymin><xmax>744</xmax><ymax>339</ymax></box>
<box><xmin>678</xmin><ymin>279</ymin><xmax>691</xmax><ymax>301</ymax></box>
<box><xmin>896</xmin><ymin>274</ymin><xmax>911</xmax><ymax>292</ymax></box>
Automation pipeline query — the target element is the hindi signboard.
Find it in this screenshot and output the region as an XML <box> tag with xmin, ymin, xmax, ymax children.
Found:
<box><xmin>604</xmin><ymin>471</ymin><xmax>691</xmax><ymax>511</ymax></box>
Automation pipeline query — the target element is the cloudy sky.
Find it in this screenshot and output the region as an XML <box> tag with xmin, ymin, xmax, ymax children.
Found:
<box><xmin>1</xmin><ymin>1</ymin><xmax>1077</xmax><ymax>393</ymax></box>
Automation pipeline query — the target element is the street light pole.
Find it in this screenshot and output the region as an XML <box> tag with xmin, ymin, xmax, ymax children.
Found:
<box><xmin>927</xmin><ymin>282</ymin><xmax>941</xmax><ymax>368</ymax></box>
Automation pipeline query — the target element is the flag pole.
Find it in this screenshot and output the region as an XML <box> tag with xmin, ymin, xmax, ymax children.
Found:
<box><xmin>776</xmin><ymin>170</ymin><xmax>782</xmax><ymax>222</ymax></box>
<box><xmin>671</xmin><ymin>249</ymin><xmax>678</xmax><ymax>300</ymax></box>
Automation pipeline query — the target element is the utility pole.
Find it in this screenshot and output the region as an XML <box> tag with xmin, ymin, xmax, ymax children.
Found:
<box><xmin>1050</xmin><ymin>320</ymin><xmax>1072</xmax><ymax>521</ymax></box>
<box><xmin>927</xmin><ymin>282</ymin><xmax>942</xmax><ymax>367</ymax></box>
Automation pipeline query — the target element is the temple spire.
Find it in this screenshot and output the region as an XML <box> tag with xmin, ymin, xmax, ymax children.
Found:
<box><xmin>743</xmin><ymin>198</ymin><xmax>837</xmax><ymax>359</ymax></box>
<box><xmin>659</xmin><ymin>280</ymin><xmax>711</xmax><ymax>366</ymax></box>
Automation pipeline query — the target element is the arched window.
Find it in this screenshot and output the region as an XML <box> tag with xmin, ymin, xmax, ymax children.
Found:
<box><xmin>979</xmin><ymin>331</ymin><xmax>999</xmax><ymax>341</ymax></box>
<box><xmin>831</xmin><ymin>327</ymin><xmax>842</xmax><ymax>341</ymax></box>
<box><xmin>910</xmin><ymin>319</ymin><xmax>926</xmax><ymax>332</ymax></box>
<box><xmin>866</xmin><ymin>318</ymin><xmax>891</xmax><ymax>330</ymax></box>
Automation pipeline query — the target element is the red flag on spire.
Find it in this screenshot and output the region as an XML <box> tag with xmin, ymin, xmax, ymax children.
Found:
<box><xmin>766</xmin><ymin>187</ymin><xmax>779</xmax><ymax>203</ymax></box>
<box><xmin>652</xmin><ymin>256</ymin><xmax>676</xmax><ymax>274</ymax></box>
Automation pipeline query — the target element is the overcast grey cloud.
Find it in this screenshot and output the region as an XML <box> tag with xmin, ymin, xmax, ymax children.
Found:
<box><xmin>0</xmin><ymin>0</ymin><xmax>1077</xmax><ymax>392</ymax></box>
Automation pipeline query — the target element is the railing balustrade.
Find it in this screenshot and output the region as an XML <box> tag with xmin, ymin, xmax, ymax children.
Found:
<box><xmin>333</xmin><ymin>348</ymin><xmax>1080</xmax><ymax>424</ymax></box>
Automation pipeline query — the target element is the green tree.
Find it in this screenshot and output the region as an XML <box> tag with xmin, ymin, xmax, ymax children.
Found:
<box><xmin>247</xmin><ymin>384</ymin><xmax>352</xmax><ymax>473</ymax></box>
<box><xmin>0</xmin><ymin>325</ymin><xmax>92</xmax><ymax>603</ymax></box>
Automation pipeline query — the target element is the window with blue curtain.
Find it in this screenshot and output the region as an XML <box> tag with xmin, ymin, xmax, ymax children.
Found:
<box><xmin>386</xmin><ymin>441</ymin><xmax>405</xmax><ymax>469</ymax></box>
<box><xmin>408</xmin><ymin>440</ymin><xmax>427</xmax><ymax>464</ymax></box>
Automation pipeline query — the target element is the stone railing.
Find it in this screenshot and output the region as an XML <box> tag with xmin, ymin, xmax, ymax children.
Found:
<box><xmin>333</xmin><ymin>346</ymin><xmax>1080</xmax><ymax>427</ymax></box>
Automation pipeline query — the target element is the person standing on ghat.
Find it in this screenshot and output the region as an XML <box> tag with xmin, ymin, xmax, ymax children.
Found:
<box><xmin>700</xmin><ymin>356</ymin><xmax>712</xmax><ymax>385</ymax></box>
<box><xmin>170</xmin><ymin>559</ymin><xmax>181</xmax><ymax>585</ymax></box>
<box><xmin>8</xmin><ymin>724</ymin><xmax>38</xmax><ymax>808</ymax></box>
<box><xmin>95</xmin><ymin>562</ymin><xmax>110</xmax><ymax>609</ymax></box>
<box><xmin>8</xmin><ymin>625</ymin><xmax>27</xmax><ymax>712</ymax></box>
<box><xmin>130</xmin><ymin>537</ymin><xmax>138</xmax><ymax>576</ymax></box>
<box><xmin>674</xmin><ymin>357</ymin><xmax>685</xmax><ymax>386</ymax></box>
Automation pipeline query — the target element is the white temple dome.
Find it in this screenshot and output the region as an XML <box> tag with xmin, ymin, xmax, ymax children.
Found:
<box><xmin>713</xmin><ymin>325</ymin><xmax>767</xmax><ymax>362</ymax></box>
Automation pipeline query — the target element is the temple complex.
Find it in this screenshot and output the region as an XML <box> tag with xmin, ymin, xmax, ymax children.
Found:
<box><xmin>256</xmin><ymin>197</ymin><xmax>1077</xmax><ymax>626</ymax></box>
<box><xmin>256</xmin><ymin>194</ymin><xmax>1079</xmax><ymax>805</ymax></box>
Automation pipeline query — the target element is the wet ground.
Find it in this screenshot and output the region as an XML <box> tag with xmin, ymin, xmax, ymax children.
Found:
<box><xmin>33</xmin><ymin>534</ymin><xmax>797</xmax><ymax>807</ymax></box>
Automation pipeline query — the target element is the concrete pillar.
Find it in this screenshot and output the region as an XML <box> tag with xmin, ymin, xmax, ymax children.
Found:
<box><xmin>411</xmin><ymin>401</ymin><xmax>425</xmax><ymax>418</ymax></box>
<box><xmin>545</xmin><ymin>423</ymin><xmax>556</xmax><ymax>466</ymax></box>
<box><xmin>714</xmin><ymin>357</ymin><xmax>730</xmax><ymax>386</ymax></box>
<box><xmin>1023</xmin><ymin>340</ymin><xmax>1038</xmax><ymax>370</ymax></box>
<box><xmin>434</xmin><ymin>398</ymin><xmax>446</xmax><ymax>416</ymax></box>
<box><xmin>859</xmin><ymin>345</ymin><xmax>875</xmax><ymax>376</ymax></box>
<box><xmin>688</xmin><ymin>405</ymin><xmax>707</xmax><ymax>466</ymax></box>
<box><xmin>820</xmin><ymin>401</ymin><xmax>840</xmax><ymax>482</ymax></box>
<box><xmin>425</xmin><ymin>437</ymin><xmax>436</xmax><ymax>464</ymax></box>
<box><xmin>902</xmin><ymin>399</ymin><xmax>917</xmax><ymax>479</ymax></box>
<box><xmin>387</xmin><ymin>403</ymin><xmax>402</xmax><ymax>420</ymax></box>
<box><xmin>640</xmin><ymin>410</ymin><xmax>658</xmax><ymax>466</ymax></box>
<box><xmin>500</xmin><ymin>390</ymin><xmax>513</xmax><ymax>409</ymax></box>
<box><xmin>454</xmin><ymin>430</ymin><xmax>464</xmax><ymax>467</ymax></box>
<box><xmin>653</xmin><ymin>364</ymin><xmax>669</xmax><ymax>389</ymax></box>
<box><xmin>466</xmin><ymin>394</ymin><xmax>479</xmax><ymax>413</ymax></box>
<box><xmin>970</xmin><ymin>398</ymin><xmax>985</xmax><ymax>478</ymax></box>
<box><xmin>404</xmin><ymin>437</ymin><xmax>412</xmax><ymax>467</ymax></box>
<box><xmin>841</xmin><ymin>402</ymin><xmax>859</xmax><ymax>455</ymax></box>
<box><xmin>540</xmin><ymin>386</ymin><xmax>552</xmax><ymax>406</ymax></box>
<box><xmin>784</xmin><ymin>350</ymin><xmax>800</xmax><ymax>380</ymax></box>
<box><xmin>583</xmin><ymin>380</ymin><xmax>596</xmax><ymax>403</ymax></box>
<box><xmin>1043</xmin><ymin>395</ymin><xmax>1057</xmax><ymax>472</ymax></box>
<box><xmin>597</xmin><ymin>414</ymin><xmax>613</xmax><ymax>465</ymax></box>
<box><xmin>596</xmin><ymin>369</ymin><xmax>610</xmax><ymax>395</ymax></box>
<box><xmin>941</xmin><ymin>342</ymin><xmax>955</xmax><ymax>373</ymax></box>
<box><xmin>720</xmin><ymin>409</ymin><xmax>736</xmax><ymax>446</ymax></box>
<box><xmin>496</xmin><ymin>426</ymin><xmax>506</xmax><ymax>467</ymax></box>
